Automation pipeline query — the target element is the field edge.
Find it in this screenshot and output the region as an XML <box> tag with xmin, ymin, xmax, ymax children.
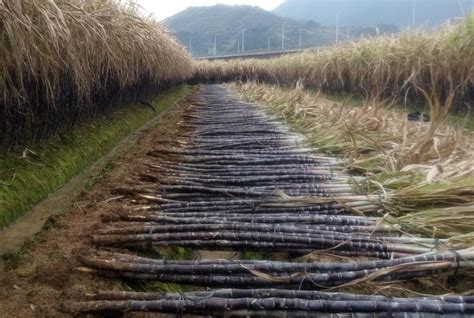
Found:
<box><xmin>0</xmin><ymin>85</ymin><xmax>192</xmax><ymax>233</ymax></box>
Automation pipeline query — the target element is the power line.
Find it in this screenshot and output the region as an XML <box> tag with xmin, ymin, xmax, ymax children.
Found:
<box><xmin>412</xmin><ymin>0</ymin><xmax>416</xmax><ymax>27</ymax></box>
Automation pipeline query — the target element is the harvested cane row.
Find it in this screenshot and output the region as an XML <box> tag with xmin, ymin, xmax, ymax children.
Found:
<box><xmin>98</xmin><ymin>86</ymin><xmax>399</xmax><ymax>258</ymax></box>
<box><xmin>65</xmin><ymin>85</ymin><xmax>474</xmax><ymax>316</ymax></box>
<box><xmin>62</xmin><ymin>290</ymin><xmax>474</xmax><ymax>317</ymax></box>
<box><xmin>78</xmin><ymin>249</ymin><xmax>471</xmax><ymax>289</ymax></box>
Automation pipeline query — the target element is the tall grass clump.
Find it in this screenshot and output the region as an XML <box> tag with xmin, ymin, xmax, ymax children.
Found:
<box><xmin>194</xmin><ymin>16</ymin><xmax>473</xmax><ymax>112</ymax></box>
<box><xmin>0</xmin><ymin>0</ymin><xmax>192</xmax><ymax>150</ymax></box>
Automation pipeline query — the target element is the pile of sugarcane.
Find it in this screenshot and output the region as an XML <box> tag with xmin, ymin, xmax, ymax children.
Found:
<box><xmin>78</xmin><ymin>249</ymin><xmax>473</xmax><ymax>289</ymax></box>
<box><xmin>94</xmin><ymin>219</ymin><xmax>461</xmax><ymax>258</ymax></box>
<box><xmin>66</xmin><ymin>85</ymin><xmax>473</xmax><ymax>316</ymax></box>
<box><xmin>96</xmin><ymin>85</ymin><xmax>466</xmax><ymax>258</ymax></box>
<box><xmin>62</xmin><ymin>289</ymin><xmax>474</xmax><ymax>316</ymax></box>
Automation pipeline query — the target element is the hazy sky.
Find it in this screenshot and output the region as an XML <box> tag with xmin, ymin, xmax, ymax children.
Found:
<box><xmin>136</xmin><ymin>0</ymin><xmax>284</xmax><ymax>20</ymax></box>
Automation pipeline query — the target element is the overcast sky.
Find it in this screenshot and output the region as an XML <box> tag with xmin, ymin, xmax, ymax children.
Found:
<box><xmin>136</xmin><ymin>0</ymin><xmax>284</xmax><ymax>21</ymax></box>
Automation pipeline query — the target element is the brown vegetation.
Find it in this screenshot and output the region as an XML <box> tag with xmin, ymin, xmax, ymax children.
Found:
<box><xmin>0</xmin><ymin>0</ymin><xmax>192</xmax><ymax>149</ymax></box>
<box><xmin>194</xmin><ymin>16</ymin><xmax>474</xmax><ymax>113</ymax></box>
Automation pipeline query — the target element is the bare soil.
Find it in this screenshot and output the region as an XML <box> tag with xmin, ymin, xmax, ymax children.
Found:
<box><xmin>0</xmin><ymin>92</ymin><xmax>196</xmax><ymax>318</ymax></box>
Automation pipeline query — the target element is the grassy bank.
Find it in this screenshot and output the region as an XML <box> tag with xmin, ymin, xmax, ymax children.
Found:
<box><xmin>0</xmin><ymin>86</ymin><xmax>191</xmax><ymax>229</ymax></box>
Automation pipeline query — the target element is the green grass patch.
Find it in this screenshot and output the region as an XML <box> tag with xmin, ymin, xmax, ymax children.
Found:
<box><xmin>240</xmin><ymin>250</ymin><xmax>271</xmax><ymax>260</ymax></box>
<box><xmin>0</xmin><ymin>85</ymin><xmax>191</xmax><ymax>229</ymax></box>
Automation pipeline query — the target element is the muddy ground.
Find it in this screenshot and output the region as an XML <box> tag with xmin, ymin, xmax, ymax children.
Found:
<box><xmin>0</xmin><ymin>91</ymin><xmax>198</xmax><ymax>318</ymax></box>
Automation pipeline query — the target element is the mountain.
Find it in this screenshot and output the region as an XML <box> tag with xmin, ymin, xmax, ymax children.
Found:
<box><xmin>168</xmin><ymin>5</ymin><xmax>398</xmax><ymax>57</ymax></box>
<box><xmin>273</xmin><ymin>0</ymin><xmax>472</xmax><ymax>28</ymax></box>
<box><xmin>164</xmin><ymin>5</ymin><xmax>336</xmax><ymax>57</ymax></box>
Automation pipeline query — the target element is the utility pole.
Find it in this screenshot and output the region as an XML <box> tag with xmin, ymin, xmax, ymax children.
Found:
<box><xmin>242</xmin><ymin>29</ymin><xmax>247</xmax><ymax>53</ymax></box>
<box><xmin>299</xmin><ymin>29</ymin><xmax>302</xmax><ymax>49</ymax></box>
<box><xmin>336</xmin><ymin>13</ymin><xmax>340</xmax><ymax>44</ymax></box>
<box><xmin>214</xmin><ymin>34</ymin><xmax>217</xmax><ymax>56</ymax></box>
<box><xmin>457</xmin><ymin>0</ymin><xmax>465</xmax><ymax>15</ymax></box>
<box><xmin>282</xmin><ymin>22</ymin><xmax>286</xmax><ymax>51</ymax></box>
<box><xmin>237</xmin><ymin>40</ymin><xmax>240</xmax><ymax>53</ymax></box>
<box><xmin>268</xmin><ymin>36</ymin><xmax>271</xmax><ymax>52</ymax></box>
<box><xmin>412</xmin><ymin>0</ymin><xmax>416</xmax><ymax>27</ymax></box>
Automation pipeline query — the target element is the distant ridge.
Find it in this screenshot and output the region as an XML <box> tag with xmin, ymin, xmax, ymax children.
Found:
<box><xmin>165</xmin><ymin>4</ymin><xmax>398</xmax><ymax>57</ymax></box>
<box><xmin>165</xmin><ymin>5</ymin><xmax>332</xmax><ymax>57</ymax></box>
<box><xmin>273</xmin><ymin>0</ymin><xmax>471</xmax><ymax>27</ymax></box>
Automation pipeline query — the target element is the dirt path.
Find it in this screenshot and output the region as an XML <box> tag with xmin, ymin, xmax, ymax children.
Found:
<box><xmin>0</xmin><ymin>90</ymin><xmax>196</xmax><ymax>318</ymax></box>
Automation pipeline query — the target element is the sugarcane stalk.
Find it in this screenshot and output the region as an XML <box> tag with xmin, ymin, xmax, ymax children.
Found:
<box><xmin>60</xmin><ymin>297</ymin><xmax>474</xmax><ymax>314</ymax></box>
<box><xmin>80</xmin><ymin>255</ymin><xmax>469</xmax><ymax>279</ymax></box>
<box><xmin>84</xmin><ymin>289</ymin><xmax>474</xmax><ymax>303</ymax></box>
<box><xmin>104</xmin><ymin>223</ymin><xmax>391</xmax><ymax>234</ymax></box>
<box><xmin>101</xmin><ymin>213</ymin><xmax>378</xmax><ymax>226</ymax></box>
<box><xmin>96</xmin><ymin>223</ymin><xmax>375</xmax><ymax>236</ymax></box>
<box><xmin>106</xmin><ymin>240</ymin><xmax>391</xmax><ymax>257</ymax></box>
<box><xmin>88</xmin><ymin>249</ymin><xmax>470</xmax><ymax>272</ymax></box>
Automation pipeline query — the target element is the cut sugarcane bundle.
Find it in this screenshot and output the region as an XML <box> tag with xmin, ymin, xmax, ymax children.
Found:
<box><xmin>78</xmin><ymin>249</ymin><xmax>474</xmax><ymax>288</ymax></box>
<box><xmin>70</xmin><ymin>85</ymin><xmax>473</xmax><ymax>316</ymax></box>
<box><xmin>61</xmin><ymin>288</ymin><xmax>474</xmax><ymax>315</ymax></box>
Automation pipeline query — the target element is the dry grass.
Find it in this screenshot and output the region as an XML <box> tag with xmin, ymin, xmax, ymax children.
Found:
<box><xmin>231</xmin><ymin>81</ymin><xmax>474</xmax><ymax>239</ymax></box>
<box><xmin>233</xmin><ymin>82</ymin><xmax>473</xmax><ymax>176</ymax></box>
<box><xmin>194</xmin><ymin>16</ymin><xmax>473</xmax><ymax>112</ymax></box>
<box><xmin>207</xmin><ymin>17</ymin><xmax>474</xmax><ymax>232</ymax></box>
<box><xmin>0</xmin><ymin>0</ymin><xmax>192</xmax><ymax>149</ymax></box>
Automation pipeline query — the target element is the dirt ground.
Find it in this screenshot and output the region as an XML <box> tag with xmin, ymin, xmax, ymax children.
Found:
<box><xmin>0</xmin><ymin>91</ymin><xmax>196</xmax><ymax>318</ymax></box>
